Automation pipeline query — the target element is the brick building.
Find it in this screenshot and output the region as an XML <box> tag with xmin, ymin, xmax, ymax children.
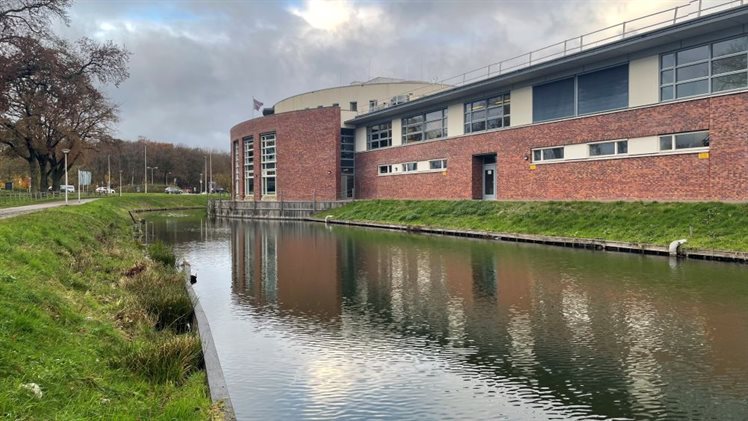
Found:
<box><xmin>232</xmin><ymin>3</ymin><xmax>748</xmax><ymax>202</ymax></box>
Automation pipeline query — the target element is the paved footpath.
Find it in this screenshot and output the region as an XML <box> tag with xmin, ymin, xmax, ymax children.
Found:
<box><xmin>0</xmin><ymin>199</ymin><xmax>97</xmax><ymax>220</ymax></box>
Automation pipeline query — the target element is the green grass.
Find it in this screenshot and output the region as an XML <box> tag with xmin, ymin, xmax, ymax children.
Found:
<box><xmin>318</xmin><ymin>200</ymin><xmax>748</xmax><ymax>252</ymax></box>
<box><xmin>0</xmin><ymin>194</ymin><xmax>217</xmax><ymax>419</ymax></box>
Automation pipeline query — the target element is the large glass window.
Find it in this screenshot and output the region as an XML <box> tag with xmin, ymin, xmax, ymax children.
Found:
<box><xmin>533</xmin><ymin>64</ymin><xmax>629</xmax><ymax>122</ymax></box>
<box><xmin>577</xmin><ymin>64</ymin><xmax>628</xmax><ymax>115</ymax></box>
<box><xmin>402</xmin><ymin>109</ymin><xmax>447</xmax><ymax>144</ymax></box>
<box><xmin>464</xmin><ymin>94</ymin><xmax>510</xmax><ymax>133</ymax></box>
<box><xmin>243</xmin><ymin>136</ymin><xmax>254</xmax><ymax>196</ymax></box>
<box><xmin>661</xmin><ymin>35</ymin><xmax>748</xmax><ymax>100</ymax></box>
<box><xmin>533</xmin><ymin>77</ymin><xmax>575</xmax><ymax>122</ymax></box>
<box><xmin>261</xmin><ymin>133</ymin><xmax>276</xmax><ymax>196</ymax></box>
<box><xmin>367</xmin><ymin>122</ymin><xmax>392</xmax><ymax>150</ymax></box>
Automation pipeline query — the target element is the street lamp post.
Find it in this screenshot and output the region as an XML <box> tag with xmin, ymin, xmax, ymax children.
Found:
<box><xmin>199</xmin><ymin>172</ymin><xmax>203</xmax><ymax>194</ymax></box>
<box><xmin>62</xmin><ymin>149</ymin><xmax>70</xmax><ymax>205</ymax></box>
<box><xmin>164</xmin><ymin>171</ymin><xmax>170</xmax><ymax>186</ymax></box>
<box><xmin>119</xmin><ymin>170</ymin><xmax>123</xmax><ymax>197</ymax></box>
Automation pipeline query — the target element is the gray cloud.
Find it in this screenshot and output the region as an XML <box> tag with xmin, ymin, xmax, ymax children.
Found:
<box><xmin>53</xmin><ymin>0</ymin><xmax>681</xmax><ymax>150</ymax></box>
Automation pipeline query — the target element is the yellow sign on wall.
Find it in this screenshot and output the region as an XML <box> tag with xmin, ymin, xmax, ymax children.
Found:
<box><xmin>698</xmin><ymin>152</ymin><xmax>710</xmax><ymax>159</ymax></box>
<box><xmin>529</xmin><ymin>164</ymin><xmax>537</xmax><ymax>170</ymax></box>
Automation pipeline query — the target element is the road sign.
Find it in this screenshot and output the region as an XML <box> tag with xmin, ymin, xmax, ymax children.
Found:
<box><xmin>78</xmin><ymin>171</ymin><xmax>92</xmax><ymax>186</ymax></box>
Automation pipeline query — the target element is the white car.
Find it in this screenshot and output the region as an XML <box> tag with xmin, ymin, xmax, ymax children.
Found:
<box><xmin>95</xmin><ymin>187</ymin><xmax>115</xmax><ymax>194</ymax></box>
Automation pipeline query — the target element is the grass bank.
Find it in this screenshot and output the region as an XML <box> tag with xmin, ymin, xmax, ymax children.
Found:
<box><xmin>0</xmin><ymin>194</ymin><xmax>216</xmax><ymax>419</ymax></box>
<box><xmin>318</xmin><ymin>200</ymin><xmax>748</xmax><ymax>252</ymax></box>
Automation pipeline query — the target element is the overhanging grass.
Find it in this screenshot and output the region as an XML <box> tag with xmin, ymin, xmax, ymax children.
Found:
<box><xmin>318</xmin><ymin>200</ymin><xmax>748</xmax><ymax>252</ymax></box>
<box><xmin>0</xmin><ymin>194</ymin><xmax>214</xmax><ymax>419</ymax></box>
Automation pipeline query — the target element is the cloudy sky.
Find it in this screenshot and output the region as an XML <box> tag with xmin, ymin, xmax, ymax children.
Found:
<box><xmin>55</xmin><ymin>0</ymin><xmax>689</xmax><ymax>151</ymax></box>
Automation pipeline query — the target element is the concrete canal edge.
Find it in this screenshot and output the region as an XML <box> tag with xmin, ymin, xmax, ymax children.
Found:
<box><xmin>306</xmin><ymin>217</ymin><xmax>748</xmax><ymax>264</ymax></box>
<box><xmin>182</xmin><ymin>263</ymin><xmax>236</xmax><ymax>421</ymax></box>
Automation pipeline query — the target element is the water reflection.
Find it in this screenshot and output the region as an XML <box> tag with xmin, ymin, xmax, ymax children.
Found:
<box><xmin>153</xmin><ymin>216</ymin><xmax>748</xmax><ymax>420</ymax></box>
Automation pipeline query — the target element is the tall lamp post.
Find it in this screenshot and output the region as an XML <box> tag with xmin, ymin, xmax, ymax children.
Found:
<box><xmin>119</xmin><ymin>170</ymin><xmax>123</xmax><ymax>197</ymax></box>
<box><xmin>199</xmin><ymin>172</ymin><xmax>203</xmax><ymax>194</ymax></box>
<box><xmin>62</xmin><ymin>149</ymin><xmax>70</xmax><ymax>205</ymax></box>
<box><xmin>164</xmin><ymin>171</ymin><xmax>171</xmax><ymax>186</ymax></box>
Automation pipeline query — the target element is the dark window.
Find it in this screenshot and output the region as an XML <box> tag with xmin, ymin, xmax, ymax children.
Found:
<box><xmin>368</xmin><ymin>122</ymin><xmax>392</xmax><ymax>150</ymax></box>
<box><xmin>589</xmin><ymin>142</ymin><xmax>615</xmax><ymax>156</ymax></box>
<box><xmin>465</xmin><ymin>93</ymin><xmax>510</xmax><ymax>133</ymax></box>
<box><xmin>350</xmin><ymin>101</ymin><xmax>357</xmax><ymax>111</ymax></box>
<box><xmin>402</xmin><ymin>109</ymin><xmax>447</xmax><ymax>144</ymax></box>
<box><xmin>661</xmin><ymin>35</ymin><xmax>748</xmax><ymax>100</ymax></box>
<box><xmin>533</xmin><ymin>77</ymin><xmax>575</xmax><ymax>122</ymax></box>
<box><xmin>577</xmin><ymin>64</ymin><xmax>629</xmax><ymax>115</ymax></box>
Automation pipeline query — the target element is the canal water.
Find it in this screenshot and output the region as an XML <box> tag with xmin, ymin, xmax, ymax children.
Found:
<box><xmin>148</xmin><ymin>213</ymin><xmax>748</xmax><ymax>420</ymax></box>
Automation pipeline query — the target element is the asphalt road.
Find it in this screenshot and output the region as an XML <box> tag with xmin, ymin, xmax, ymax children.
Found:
<box><xmin>0</xmin><ymin>199</ymin><xmax>97</xmax><ymax>220</ymax></box>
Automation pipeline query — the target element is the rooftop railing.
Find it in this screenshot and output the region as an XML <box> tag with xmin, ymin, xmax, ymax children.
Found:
<box><xmin>357</xmin><ymin>0</ymin><xmax>746</xmax><ymax>117</ymax></box>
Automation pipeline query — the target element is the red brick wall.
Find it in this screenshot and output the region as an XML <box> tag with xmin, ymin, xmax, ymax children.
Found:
<box><xmin>356</xmin><ymin>92</ymin><xmax>748</xmax><ymax>201</ymax></box>
<box><xmin>230</xmin><ymin>107</ymin><xmax>341</xmax><ymax>201</ymax></box>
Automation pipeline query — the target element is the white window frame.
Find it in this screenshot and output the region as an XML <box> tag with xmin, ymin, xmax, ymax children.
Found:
<box><xmin>429</xmin><ymin>159</ymin><xmax>448</xmax><ymax>170</ymax></box>
<box><xmin>588</xmin><ymin>140</ymin><xmax>628</xmax><ymax>157</ymax></box>
<box><xmin>532</xmin><ymin>146</ymin><xmax>565</xmax><ymax>162</ymax></box>
<box><xmin>659</xmin><ymin>131</ymin><xmax>710</xmax><ymax>151</ymax></box>
<box><xmin>378</xmin><ymin>165</ymin><xmax>393</xmax><ymax>175</ymax></box>
<box><xmin>243</xmin><ymin>136</ymin><xmax>254</xmax><ymax>196</ymax></box>
<box><xmin>261</xmin><ymin>132</ymin><xmax>276</xmax><ymax>196</ymax></box>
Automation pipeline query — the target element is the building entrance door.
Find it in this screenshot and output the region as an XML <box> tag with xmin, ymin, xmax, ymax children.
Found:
<box><xmin>483</xmin><ymin>163</ymin><xmax>496</xmax><ymax>200</ymax></box>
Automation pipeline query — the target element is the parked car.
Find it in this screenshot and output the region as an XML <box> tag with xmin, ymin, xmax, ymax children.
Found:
<box><xmin>165</xmin><ymin>186</ymin><xmax>183</xmax><ymax>194</ymax></box>
<box><xmin>95</xmin><ymin>187</ymin><xmax>115</xmax><ymax>194</ymax></box>
<box><xmin>60</xmin><ymin>185</ymin><xmax>75</xmax><ymax>193</ymax></box>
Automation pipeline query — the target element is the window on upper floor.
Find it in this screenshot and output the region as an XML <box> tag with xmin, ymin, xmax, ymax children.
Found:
<box><xmin>464</xmin><ymin>94</ymin><xmax>510</xmax><ymax>133</ymax></box>
<box><xmin>367</xmin><ymin>122</ymin><xmax>392</xmax><ymax>150</ymax></box>
<box><xmin>402</xmin><ymin>109</ymin><xmax>447</xmax><ymax>144</ymax></box>
<box><xmin>533</xmin><ymin>63</ymin><xmax>629</xmax><ymax>122</ymax></box>
<box><xmin>350</xmin><ymin>101</ymin><xmax>358</xmax><ymax>111</ymax></box>
<box><xmin>660</xmin><ymin>35</ymin><xmax>748</xmax><ymax>101</ymax></box>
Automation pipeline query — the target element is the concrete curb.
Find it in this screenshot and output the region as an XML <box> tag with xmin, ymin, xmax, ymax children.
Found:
<box><xmin>305</xmin><ymin>217</ymin><xmax>748</xmax><ymax>264</ymax></box>
<box><xmin>182</xmin><ymin>264</ymin><xmax>236</xmax><ymax>421</ymax></box>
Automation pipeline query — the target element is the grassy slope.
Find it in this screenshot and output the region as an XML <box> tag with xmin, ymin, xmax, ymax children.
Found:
<box><xmin>319</xmin><ymin>200</ymin><xmax>748</xmax><ymax>252</ymax></box>
<box><xmin>0</xmin><ymin>194</ymin><xmax>211</xmax><ymax>419</ymax></box>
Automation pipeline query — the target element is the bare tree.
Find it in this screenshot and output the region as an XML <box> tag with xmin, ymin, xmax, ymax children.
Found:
<box><xmin>0</xmin><ymin>0</ymin><xmax>70</xmax><ymax>46</ymax></box>
<box><xmin>0</xmin><ymin>36</ymin><xmax>129</xmax><ymax>190</ymax></box>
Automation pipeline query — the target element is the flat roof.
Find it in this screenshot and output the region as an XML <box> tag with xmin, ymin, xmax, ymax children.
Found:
<box><xmin>346</xmin><ymin>5</ymin><xmax>748</xmax><ymax>125</ymax></box>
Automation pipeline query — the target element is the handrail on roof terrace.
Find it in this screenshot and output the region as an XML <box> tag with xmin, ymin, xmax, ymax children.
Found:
<box><xmin>358</xmin><ymin>0</ymin><xmax>746</xmax><ymax>117</ymax></box>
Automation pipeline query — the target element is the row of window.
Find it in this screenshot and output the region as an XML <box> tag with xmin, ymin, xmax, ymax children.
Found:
<box><xmin>532</xmin><ymin>131</ymin><xmax>709</xmax><ymax>163</ymax></box>
<box><xmin>660</xmin><ymin>35</ymin><xmax>748</xmax><ymax>100</ymax></box>
<box><xmin>379</xmin><ymin>159</ymin><xmax>448</xmax><ymax>175</ymax></box>
<box><xmin>367</xmin><ymin>94</ymin><xmax>512</xmax><ymax>150</ymax></box>
<box><xmin>363</xmin><ymin>34</ymin><xmax>746</xmax><ymax>152</ymax></box>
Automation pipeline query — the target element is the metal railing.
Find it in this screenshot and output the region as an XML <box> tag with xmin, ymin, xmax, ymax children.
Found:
<box><xmin>356</xmin><ymin>0</ymin><xmax>746</xmax><ymax>117</ymax></box>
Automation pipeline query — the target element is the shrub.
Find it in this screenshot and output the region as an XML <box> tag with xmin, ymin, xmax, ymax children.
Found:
<box><xmin>148</xmin><ymin>241</ymin><xmax>176</xmax><ymax>267</ymax></box>
<box><xmin>120</xmin><ymin>334</ymin><xmax>203</xmax><ymax>384</ymax></box>
<box><xmin>125</xmin><ymin>270</ymin><xmax>193</xmax><ymax>332</ymax></box>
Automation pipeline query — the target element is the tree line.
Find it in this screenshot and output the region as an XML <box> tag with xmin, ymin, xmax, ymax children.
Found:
<box><xmin>0</xmin><ymin>1</ymin><xmax>231</xmax><ymax>193</ymax></box>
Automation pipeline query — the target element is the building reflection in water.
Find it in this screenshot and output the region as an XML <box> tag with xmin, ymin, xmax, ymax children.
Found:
<box><xmin>228</xmin><ymin>220</ymin><xmax>748</xmax><ymax>419</ymax></box>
